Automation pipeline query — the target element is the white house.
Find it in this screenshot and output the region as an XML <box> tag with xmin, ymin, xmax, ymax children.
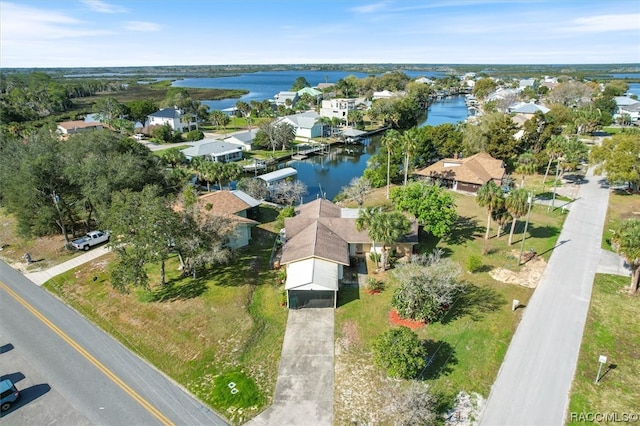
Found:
<box><xmin>148</xmin><ymin>108</ymin><xmax>192</xmax><ymax>131</ymax></box>
<box><xmin>274</xmin><ymin>91</ymin><xmax>299</xmax><ymax>107</ymax></box>
<box><xmin>181</xmin><ymin>140</ymin><xmax>243</xmax><ymax>163</ymax></box>
<box><xmin>224</xmin><ymin>129</ymin><xmax>257</xmax><ymax>151</ymax></box>
<box><xmin>614</xmin><ymin>96</ymin><xmax>640</xmax><ymax>122</ymax></box>
<box><xmin>372</xmin><ymin>90</ymin><xmax>404</xmax><ymax>100</ymax></box>
<box><xmin>320</xmin><ymin>98</ymin><xmax>356</xmax><ymax>121</ymax></box>
<box><xmin>508</xmin><ymin>101</ymin><xmax>550</xmax><ymax>115</ymax></box>
<box><xmin>277</xmin><ymin>111</ymin><xmax>322</xmax><ymax>140</ymax></box>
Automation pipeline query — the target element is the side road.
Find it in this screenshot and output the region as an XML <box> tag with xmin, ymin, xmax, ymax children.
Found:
<box><xmin>480</xmin><ymin>168</ymin><xmax>615</xmax><ymax>425</ymax></box>
<box><xmin>24</xmin><ymin>245</ymin><xmax>110</xmax><ymax>286</ymax></box>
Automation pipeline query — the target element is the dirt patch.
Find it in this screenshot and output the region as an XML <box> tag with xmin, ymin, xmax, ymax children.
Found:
<box><xmin>489</xmin><ymin>253</ymin><xmax>547</xmax><ymax>288</ymax></box>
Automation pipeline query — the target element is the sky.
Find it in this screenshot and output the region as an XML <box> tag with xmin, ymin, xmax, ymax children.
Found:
<box><xmin>1</xmin><ymin>0</ymin><xmax>639</xmax><ymax>68</ymax></box>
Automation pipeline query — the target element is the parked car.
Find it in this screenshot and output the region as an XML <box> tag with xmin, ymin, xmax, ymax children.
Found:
<box><xmin>71</xmin><ymin>230</ymin><xmax>110</xmax><ymax>251</ymax></box>
<box><xmin>0</xmin><ymin>379</ymin><xmax>20</xmax><ymax>412</ymax></box>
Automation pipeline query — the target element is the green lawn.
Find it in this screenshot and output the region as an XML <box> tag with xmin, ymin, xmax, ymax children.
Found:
<box><xmin>567</xmin><ymin>274</ymin><xmax>640</xmax><ymax>425</ymax></box>
<box><xmin>335</xmin><ymin>188</ymin><xmax>567</xmax><ymax>417</ymax></box>
<box><xmin>44</xmin><ymin>206</ymin><xmax>288</xmax><ymax>425</ymax></box>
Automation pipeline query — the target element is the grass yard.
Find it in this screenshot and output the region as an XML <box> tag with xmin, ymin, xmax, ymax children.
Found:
<box><xmin>601</xmin><ymin>191</ymin><xmax>640</xmax><ymax>251</ymax></box>
<box><xmin>567</xmin><ymin>274</ymin><xmax>640</xmax><ymax>425</ymax></box>
<box><xmin>43</xmin><ymin>206</ymin><xmax>288</xmax><ymax>425</ymax></box>
<box><xmin>335</xmin><ymin>187</ymin><xmax>567</xmax><ymax>419</ymax></box>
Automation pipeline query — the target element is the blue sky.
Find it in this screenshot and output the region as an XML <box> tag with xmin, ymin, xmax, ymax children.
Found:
<box><xmin>2</xmin><ymin>0</ymin><xmax>639</xmax><ymax>68</ymax></box>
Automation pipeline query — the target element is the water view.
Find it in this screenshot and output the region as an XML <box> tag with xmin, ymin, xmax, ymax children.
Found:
<box><xmin>172</xmin><ymin>69</ymin><xmax>447</xmax><ymax>110</ymax></box>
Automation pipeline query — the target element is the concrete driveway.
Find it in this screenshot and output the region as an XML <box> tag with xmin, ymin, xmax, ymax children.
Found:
<box><xmin>247</xmin><ymin>308</ymin><xmax>334</xmax><ymax>426</ymax></box>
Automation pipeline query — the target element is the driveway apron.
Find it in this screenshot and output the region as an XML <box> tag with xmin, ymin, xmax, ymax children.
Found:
<box><xmin>247</xmin><ymin>308</ymin><xmax>334</xmax><ymax>426</ymax></box>
<box><xmin>480</xmin><ymin>169</ymin><xmax>611</xmax><ymax>425</ymax></box>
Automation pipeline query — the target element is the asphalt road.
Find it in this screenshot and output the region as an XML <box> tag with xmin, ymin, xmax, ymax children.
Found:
<box><xmin>480</xmin><ymin>170</ymin><xmax>610</xmax><ymax>425</ymax></box>
<box><xmin>0</xmin><ymin>260</ymin><xmax>228</xmax><ymax>425</ymax></box>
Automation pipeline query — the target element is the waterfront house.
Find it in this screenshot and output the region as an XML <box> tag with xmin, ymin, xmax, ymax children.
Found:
<box><xmin>614</xmin><ymin>96</ymin><xmax>640</xmax><ymax>122</ymax></box>
<box><xmin>181</xmin><ymin>140</ymin><xmax>243</xmax><ymax>163</ymax></box>
<box><xmin>280</xmin><ymin>198</ymin><xmax>418</xmax><ymax>309</ymax></box>
<box><xmin>274</xmin><ymin>91</ymin><xmax>299</xmax><ymax>107</ymax></box>
<box><xmin>148</xmin><ymin>108</ymin><xmax>192</xmax><ymax>131</ymax></box>
<box><xmin>320</xmin><ymin>98</ymin><xmax>357</xmax><ymax>121</ymax></box>
<box><xmin>277</xmin><ymin>111</ymin><xmax>323</xmax><ymax>140</ymax></box>
<box><xmin>297</xmin><ymin>87</ymin><xmax>323</xmax><ymax>103</ymax></box>
<box><xmin>224</xmin><ymin>129</ymin><xmax>257</xmax><ymax>151</ymax></box>
<box><xmin>414</xmin><ymin>152</ymin><xmax>506</xmax><ymax>193</ymax></box>
<box><xmin>372</xmin><ymin>90</ymin><xmax>404</xmax><ymax>100</ymax></box>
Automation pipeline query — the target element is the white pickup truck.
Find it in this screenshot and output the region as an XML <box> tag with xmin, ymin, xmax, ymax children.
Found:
<box><xmin>71</xmin><ymin>231</ymin><xmax>110</xmax><ymax>251</ymax></box>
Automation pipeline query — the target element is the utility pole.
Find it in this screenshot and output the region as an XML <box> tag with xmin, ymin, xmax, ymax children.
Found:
<box><xmin>519</xmin><ymin>192</ymin><xmax>533</xmax><ymax>266</ymax></box>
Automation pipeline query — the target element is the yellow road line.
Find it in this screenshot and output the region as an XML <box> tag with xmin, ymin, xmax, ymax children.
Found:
<box><xmin>0</xmin><ymin>281</ymin><xmax>174</xmax><ymax>426</ymax></box>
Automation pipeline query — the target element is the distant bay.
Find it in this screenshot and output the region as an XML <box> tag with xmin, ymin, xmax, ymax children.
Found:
<box><xmin>172</xmin><ymin>69</ymin><xmax>446</xmax><ymax>110</ymax></box>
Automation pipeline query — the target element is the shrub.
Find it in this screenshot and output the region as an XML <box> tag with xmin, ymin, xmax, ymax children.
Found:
<box><xmin>185</xmin><ymin>129</ymin><xmax>204</xmax><ymax>141</ymax></box>
<box><xmin>467</xmin><ymin>255</ymin><xmax>483</xmax><ymax>273</ymax></box>
<box><xmin>366</xmin><ymin>277</ymin><xmax>385</xmax><ymax>292</ymax></box>
<box><xmin>371</xmin><ymin>326</ymin><xmax>426</xmax><ymax>379</ymax></box>
<box><xmin>369</xmin><ymin>252</ymin><xmax>381</xmax><ymax>263</ymax></box>
<box><xmin>391</xmin><ymin>251</ymin><xmax>464</xmax><ymax>323</ymax></box>
<box><xmin>275</xmin><ymin>206</ymin><xmax>295</xmax><ymax>229</ymax></box>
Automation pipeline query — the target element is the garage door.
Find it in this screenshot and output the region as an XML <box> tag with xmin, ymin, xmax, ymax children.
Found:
<box><xmin>289</xmin><ymin>290</ymin><xmax>334</xmax><ymax>309</ymax></box>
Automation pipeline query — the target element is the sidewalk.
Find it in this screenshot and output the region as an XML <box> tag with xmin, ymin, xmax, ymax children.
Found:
<box><xmin>24</xmin><ymin>246</ymin><xmax>110</xmax><ymax>286</ymax></box>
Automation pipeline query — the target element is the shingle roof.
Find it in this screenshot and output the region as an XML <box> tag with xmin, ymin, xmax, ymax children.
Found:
<box><xmin>281</xmin><ymin>198</ymin><xmax>418</xmax><ymax>265</ymax></box>
<box><xmin>57</xmin><ymin>120</ymin><xmax>103</xmax><ymax>130</ymax></box>
<box><xmin>174</xmin><ymin>190</ymin><xmax>258</xmax><ymax>225</ymax></box>
<box><xmin>148</xmin><ymin>108</ymin><xmax>182</xmax><ymax>119</ymax></box>
<box><xmin>280</xmin><ymin>220</ymin><xmax>349</xmax><ymax>265</ymax></box>
<box><xmin>414</xmin><ymin>152</ymin><xmax>505</xmax><ymax>185</ymax></box>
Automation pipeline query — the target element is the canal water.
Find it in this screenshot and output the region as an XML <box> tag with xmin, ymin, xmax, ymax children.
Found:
<box><xmin>173</xmin><ymin>70</ymin><xmax>467</xmax><ymax>202</ymax></box>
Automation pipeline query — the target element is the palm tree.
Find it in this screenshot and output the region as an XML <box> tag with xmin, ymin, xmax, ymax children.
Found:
<box><xmin>610</xmin><ymin>218</ymin><xmax>640</xmax><ymax>294</ymax></box>
<box><xmin>382</xmin><ymin>129</ymin><xmax>400</xmax><ymax>199</ymax></box>
<box><xmin>318</xmin><ymin>116</ymin><xmax>332</xmax><ymax>140</ymax></box>
<box><xmin>356</xmin><ymin>207</ymin><xmax>383</xmax><ymax>270</ymax></box>
<box><xmin>400</xmin><ymin>127</ymin><xmax>420</xmax><ymax>185</ymax></box>
<box><xmin>543</xmin><ymin>135</ymin><xmax>565</xmax><ymax>185</ymax></box>
<box><xmin>375</xmin><ymin>211</ymin><xmax>411</xmax><ymax>269</ymax></box>
<box><xmin>505</xmin><ymin>188</ymin><xmax>530</xmax><ymax>246</ymax></box>
<box><xmin>515</xmin><ymin>151</ymin><xmax>538</xmax><ymax>178</ymax></box>
<box><xmin>476</xmin><ymin>180</ymin><xmax>505</xmax><ymax>240</ymax></box>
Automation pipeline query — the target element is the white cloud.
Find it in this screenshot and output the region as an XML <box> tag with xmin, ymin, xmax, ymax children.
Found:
<box><xmin>80</xmin><ymin>0</ymin><xmax>128</xmax><ymax>14</ymax></box>
<box><xmin>350</xmin><ymin>1</ymin><xmax>390</xmax><ymax>14</ymax></box>
<box><xmin>0</xmin><ymin>2</ymin><xmax>112</xmax><ymax>40</ymax></box>
<box><xmin>123</xmin><ymin>21</ymin><xmax>162</xmax><ymax>32</ymax></box>
<box><xmin>564</xmin><ymin>14</ymin><xmax>640</xmax><ymax>33</ymax></box>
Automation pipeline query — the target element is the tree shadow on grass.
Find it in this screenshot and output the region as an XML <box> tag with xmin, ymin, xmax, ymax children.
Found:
<box><xmin>419</xmin><ymin>340</ymin><xmax>457</xmax><ymax>381</ymax></box>
<box><xmin>337</xmin><ymin>286</ymin><xmax>360</xmax><ymax>307</ymax></box>
<box><xmin>445</xmin><ymin>215</ymin><xmax>483</xmax><ymax>245</ymax></box>
<box><xmin>527</xmin><ymin>224</ymin><xmax>561</xmax><ymax>239</ymax></box>
<box><xmin>148</xmin><ymin>279</ymin><xmax>208</xmax><ymax>302</ymax></box>
<box><xmin>440</xmin><ymin>284</ymin><xmax>506</xmax><ymax>324</ymax></box>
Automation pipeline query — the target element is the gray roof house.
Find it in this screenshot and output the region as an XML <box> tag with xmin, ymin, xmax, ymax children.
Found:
<box><xmin>274</xmin><ymin>91</ymin><xmax>299</xmax><ymax>107</ymax></box>
<box><xmin>181</xmin><ymin>140</ymin><xmax>243</xmax><ymax>163</ymax></box>
<box><xmin>280</xmin><ymin>198</ymin><xmax>418</xmax><ymax>309</ymax></box>
<box><xmin>509</xmin><ymin>102</ymin><xmax>550</xmax><ymax>115</ymax></box>
<box><xmin>277</xmin><ymin>111</ymin><xmax>322</xmax><ymax>140</ymax></box>
<box><xmin>224</xmin><ymin>129</ymin><xmax>258</xmax><ymax>152</ymax></box>
<box><xmin>148</xmin><ymin>108</ymin><xmax>193</xmax><ymax>131</ymax></box>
